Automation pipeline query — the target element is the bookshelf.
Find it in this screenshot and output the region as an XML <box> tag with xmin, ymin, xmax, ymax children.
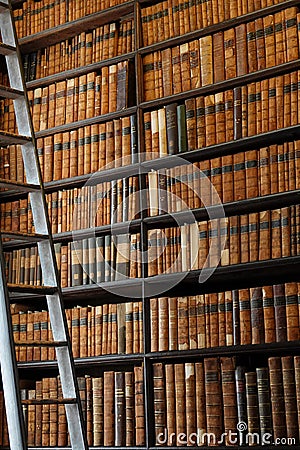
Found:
<box><xmin>1</xmin><ymin>0</ymin><xmax>300</xmax><ymax>447</ymax></box>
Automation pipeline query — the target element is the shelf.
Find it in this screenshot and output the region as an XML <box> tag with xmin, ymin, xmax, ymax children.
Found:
<box><xmin>147</xmin><ymin>341</ymin><xmax>300</xmax><ymax>362</ymax></box>
<box><xmin>140</xmin><ymin>59</ymin><xmax>300</xmax><ymax>110</ymax></box>
<box><xmin>18</xmin><ymin>1</ymin><xmax>135</xmax><ymax>53</ymax></box>
<box><xmin>17</xmin><ymin>353</ymin><xmax>144</xmax><ymax>371</ymax></box>
<box><xmin>26</xmin><ymin>52</ymin><xmax>135</xmax><ymax>90</ymax></box>
<box><xmin>138</xmin><ymin>0</ymin><xmax>300</xmax><ymax>53</ymax></box>
<box><xmin>143</xmin><ymin>256</ymin><xmax>300</xmax><ymax>298</ymax></box>
<box><xmin>35</xmin><ymin>106</ymin><xmax>137</xmax><ymax>138</ymax></box>
<box><xmin>141</xmin><ymin>124</ymin><xmax>300</xmax><ymax>168</ymax></box>
<box><xmin>144</xmin><ymin>190</ymin><xmax>300</xmax><ymax>228</ymax></box>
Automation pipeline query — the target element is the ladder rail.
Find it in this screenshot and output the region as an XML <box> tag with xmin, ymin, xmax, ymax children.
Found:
<box><xmin>0</xmin><ymin>236</ymin><xmax>27</xmax><ymax>450</ymax></box>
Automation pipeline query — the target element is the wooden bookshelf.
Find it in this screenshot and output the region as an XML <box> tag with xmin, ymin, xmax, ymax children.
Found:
<box><xmin>1</xmin><ymin>0</ymin><xmax>300</xmax><ymax>447</ymax></box>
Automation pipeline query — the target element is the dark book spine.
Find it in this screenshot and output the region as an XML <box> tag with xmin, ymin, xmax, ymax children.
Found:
<box><xmin>130</xmin><ymin>115</ymin><xmax>138</xmax><ymax>164</ymax></box>
<box><xmin>273</xmin><ymin>284</ymin><xmax>287</xmax><ymax>342</ymax></box>
<box><xmin>235</xmin><ymin>365</ymin><xmax>247</xmax><ymax>444</ymax></box>
<box><xmin>165</xmin><ymin>103</ymin><xmax>178</xmax><ymax>155</ymax></box>
<box><xmin>256</xmin><ymin>367</ymin><xmax>273</xmax><ymax>439</ymax></box>
<box><xmin>115</xmin><ymin>371</ymin><xmax>126</xmax><ymax>446</ymax></box>
<box><xmin>250</xmin><ymin>287</ymin><xmax>264</xmax><ymax>344</ymax></box>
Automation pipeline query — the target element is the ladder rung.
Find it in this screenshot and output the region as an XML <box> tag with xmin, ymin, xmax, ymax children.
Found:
<box><xmin>1</xmin><ymin>230</ymin><xmax>48</xmax><ymax>243</ymax></box>
<box><xmin>0</xmin><ymin>42</ymin><xmax>15</xmax><ymax>55</ymax></box>
<box><xmin>14</xmin><ymin>340</ymin><xmax>67</xmax><ymax>347</ymax></box>
<box><xmin>22</xmin><ymin>398</ymin><xmax>77</xmax><ymax>405</ymax></box>
<box><xmin>0</xmin><ymin>2</ymin><xmax>9</xmax><ymax>12</ymax></box>
<box><xmin>0</xmin><ymin>178</ymin><xmax>40</xmax><ymax>193</ymax></box>
<box><xmin>0</xmin><ymin>84</ymin><xmax>23</xmax><ymax>100</ymax></box>
<box><xmin>7</xmin><ymin>283</ymin><xmax>57</xmax><ymax>295</ymax></box>
<box><xmin>0</xmin><ymin>130</ymin><xmax>31</xmax><ymax>145</ymax></box>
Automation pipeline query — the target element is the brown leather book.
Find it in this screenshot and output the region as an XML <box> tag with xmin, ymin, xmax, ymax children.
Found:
<box><xmin>171</xmin><ymin>46</ymin><xmax>182</xmax><ymax>95</ymax></box>
<box><xmin>153</xmin><ymin>363</ymin><xmax>166</xmax><ymax>443</ymax></box>
<box><xmin>49</xmin><ymin>377</ymin><xmax>58</xmax><ymax>446</ymax></box>
<box><xmin>41</xmin><ymin>378</ymin><xmax>50</xmax><ymax>446</ymax></box>
<box><xmin>199</xmin><ymin>35</ymin><xmax>213</xmax><ymax>85</ymax></box>
<box><xmin>134</xmin><ymin>366</ymin><xmax>145</xmax><ymax>445</ymax></box>
<box><xmin>247</xmin><ymin>20</ymin><xmax>258</xmax><ymax>73</ymax></box>
<box><xmin>285</xmin><ymin>282</ymin><xmax>300</xmax><ymax>341</ymax></box>
<box><xmin>165</xmin><ymin>364</ymin><xmax>176</xmax><ymax>445</ymax></box>
<box><xmin>256</xmin><ymin>367</ymin><xmax>273</xmax><ymax>438</ymax></box>
<box><xmin>213</xmin><ymin>31</ymin><xmax>225</xmax><ymax>83</ymax></box>
<box><xmin>174</xmin><ymin>363</ymin><xmax>186</xmax><ymax>445</ymax></box>
<box><xmin>273</xmin><ymin>284</ymin><xmax>287</xmax><ymax>342</ymax></box>
<box><xmin>115</xmin><ymin>372</ymin><xmax>126</xmax><ymax>446</ymax></box>
<box><xmin>92</xmin><ymin>377</ymin><xmax>104</xmax><ymax>445</ymax></box>
<box><xmin>262</xmin><ymin>285</ymin><xmax>276</xmax><ymax>343</ymax></box>
<box><xmin>35</xmin><ymin>380</ymin><xmax>43</xmax><ymax>446</ymax></box>
<box><xmin>221</xmin><ymin>356</ymin><xmax>237</xmax><ymax>445</ymax></box>
<box><xmin>178</xmin><ymin>296</ymin><xmax>189</xmax><ymax>350</ymax></box>
<box><xmin>125</xmin><ymin>371</ymin><xmax>134</xmax><ymax>446</ymax></box>
<box><xmin>27</xmin><ymin>388</ymin><xmax>36</xmax><ymax>446</ymax></box>
<box><xmin>189</xmin><ymin>40</ymin><xmax>201</xmax><ymax>90</ymax></box>
<box><xmin>268</xmin><ymin>357</ymin><xmax>286</xmax><ymax>439</ymax></box>
<box><xmin>281</xmin><ymin>356</ymin><xmax>299</xmax><ymax>440</ymax></box>
<box><xmin>258</xmin><ymin>210</ymin><xmax>271</xmax><ymax>261</ymax></box>
<box><xmin>104</xmin><ymin>371</ymin><xmax>115</xmax><ymax>445</ymax></box>
<box><xmin>250</xmin><ymin>287</ymin><xmax>264</xmax><ymax>344</ymax></box>
<box><xmin>245</xmin><ymin>371</ymin><xmax>260</xmax><ymax>441</ymax></box>
<box><xmin>204</xmin><ymin>358</ymin><xmax>222</xmax><ymax>441</ymax></box>
<box><xmin>293</xmin><ymin>355</ymin><xmax>300</xmax><ymax>442</ymax></box>
<box><xmin>185</xmin><ymin>362</ymin><xmax>196</xmax><ymax>442</ymax></box>
<box><xmin>195</xmin><ymin>361</ymin><xmax>206</xmax><ymax>444</ymax></box>
<box><xmin>240</xmin><ymin>214</ymin><xmax>249</xmax><ymax>262</ymax></box>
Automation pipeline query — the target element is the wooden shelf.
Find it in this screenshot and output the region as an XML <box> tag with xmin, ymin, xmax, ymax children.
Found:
<box><xmin>18</xmin><ymin>2</ymin><xmax>135</xmax><ymax>53</ymax></box>
<box><xmin>138</xmin><ymin>0</ymin><xmax>300</xmax><ymax>53</ymax></box>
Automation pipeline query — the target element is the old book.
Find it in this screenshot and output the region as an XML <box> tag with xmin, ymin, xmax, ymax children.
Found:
<box><xmin>221</xmin><ymin>357</ymin><xmax>237</xmax><ymax>445</ymax></box>
<box><xmin>199</xmin><ymin>35</ymin><xmax>213</xmax><ymax>85</ymax></box>
<box><xmin>35</xmin><ymin>380</ymin><xmax>43</xmax><ymax>446</ymax></box>
<box><xmin>92</xmin><ymin>377</ymin><xmax>104</xmax><ymax>445</ymax></box>
<box><xmin>178</xmin><ymin>296</ymin><xmax>189</xmax><ymax>350</ymax></box>
<box><xmin>165</xmin><ymin>364</ymin><xmax>176</xmax><ymax>445</ymax></box>
<box><xmin>250</xmin><ymin>287</ymin><xmax>264</xmax><ymax>345</ymax></box>
<box><xmin>245</xmin><ymin>371</ymin><xmax>260</xmax><ymax>442</ymax></box>
<box><xmin>268</xmin><ymin>356</ymin><xmax>286</xmax><ymax>439</ymax></box>
<box><xmin>115</xmin><ymin>372</ymin><xmax>125</xmax><ymax>446</ymax></box>
<box><xmin>273</xmin><ymin>284</ymin><xmax>287</xmax><ymax>342</ymax></box>
<box><xmin>125</xmin><ymin>371</ymin><xmax>134</xmax><ymax>446</ymax></box>
<box><xmin>235</xmin><ymin>365</ymin><xmax>247</xmax><ymax>438</ymax></box>
<box><xmin>174</xmin><ymin>363</ymin><xmax>186</xmax><ymax>444</ymax></box>
<box><xmin>238</xmin><ymin>288</ymin><xmax>251</xmax><ymax>345</ymax></box>
<box><xmin>134</xmin><ymin>366</ymin><xmax>145</xmax><ymax>445</ymax></box>
<box><xmin>262</xmin><ymin>285</ymin><xmax>276</xmax><ymax>343</ymax></box>
<box><xmin>104</xmin><ymin>371</ymin><xmax>115</xmax><ymax>446</ymax></box>
<box><xmin>41</xmin><ymin>378</ymin><xmax>50</xmax><ymax>446</ymax></box>
<box><xmin>165</xmin><ymin>103</ymin><xmax>178</xmax><ymax>155</ymax></box>
<box><xmin>232</xmin><ymin>290</ymin><xmax>240</xmax><ymax>346</ymax></box>
<box><xmin>185</xmin><ymin>362</ymin><xmax>196</xmax><ymax>441</ymax></box>
<box><xmin>153</xmin><ymin>363</ymin><xmax>166</xmax><ymax>442</ymax></box>
<box><xmin>204</xmin><ymin>358</ymin><xmax>222</xmax><ymax>441</ymax></box>
<box><xmin>285</xmin><ymin>282</ymin><xmax>300</xmax><ymax>341</ymax></box>
<box><xmin>195</xmin><ymin>361</ymin><xmax>206</xmax><ymax>445</ymax></box>
<box><xmin>293</xmin><ymin>356</ymin><xmax>300</xmax><ymax>442</ymax></box>
<box><xmin>256</xmin><ymin>367</ymin><xmax>272</xmax><ymax>438</ymax></box>
<box><xmin>281</xmin><ymin>356</ymin><xmax>299</xmax><ymax>439</ymax></box>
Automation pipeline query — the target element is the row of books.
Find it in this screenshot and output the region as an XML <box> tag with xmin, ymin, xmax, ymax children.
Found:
<box><xmin>4</xmin><ymin>234</ymin><xmax>142</xmax><ymax>287</ymax></box>
<box><xmin>13</xmin><ymin>301</ymin><xmax>143</xmax><ymax>361</ymax></box>
<box><xmin>148</xmin><ymin>205</ymin><xmax>298</xmax><ymax>275</ymax></box>
<box><xmin>150</xmin><ymin>283</ymin><xmax>300</xmax><ymax>353</ymax></box>
<box><xmin>13</xmin><ymin>0</ymin><xmax>129</xmax><ymax>38</ymax></box>
<box><xmin>0</xmin><ymin>369</ymin><xmax>144</xmax><ymax>446</ymax></box>
<box><xmin>23</xmin><ymin>19</ymin><xmax>135</xmax><ymax>82</ymax></box>
<box><xmin>0</xmin><ymin>117</ymin><xmax>137</xmax><ymax>185</ymax></box>
<box><xmin>143</xmin><ymin>6</ymin><xmax>300</xmax><ymax>101</ymax></box>
<box><xmin>0</xmin><ymin>177</ymin><xmax>140</xmax><ymax>234</ymax></box>
<box><xmin>144</xmin><ymin>72</ymin><xmax>300</xmax><ymax>154</ymax></box>
<box><xmin>141</xmin><ymin>0</ymin><xmax>288</xmax><ymax>46</ymax></box>
<box><xmin>153</xmin><ymin>356</ymin><xmax>300</xmax><ymax>446</ymax></box>
<box><xmin>27</xmin><ymin>62</ymin><xmax>134</xmax><ymax>131</ymax></box>
<box><xmin>147</xmin><ymin>140</ymin><xmax>300</xmax><ymax>213</ymax></box>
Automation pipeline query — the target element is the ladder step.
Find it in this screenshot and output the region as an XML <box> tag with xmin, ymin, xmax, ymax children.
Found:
<box><xmin>7</xmin><ymin>283</ymin><xmax>57</xmax><ymax>295</ymax></box>
<box><xmin>0</xmin><ymin>84</ymin><xmax>23</xmax><ymax>100</ymax></box>
<box><xmin>0</xmin><ymin>42</ymin><xmax>15</xmax><ymax>55</ymax></box>
<box><xmin>0</xmin><ymin>2</ymin><xmax>9</xmax><ymax>12</ymax></box>
<box><xmin>1</xmin><ymin>230</ymin><xmax>48</xmax><ymax>243</ymax></box>
<box><xmin>0</xmin><ymin>130</ymin><xmax>31</xmax><ymax>146</ymax></box>
<box><xmin>14</xmin><ymin>340</ymin><xmax>67</xmax><ymax>347</ymax></box>
<box><xmin>22</xmin><ymin>398</ymin><xmax>77</xmax><ymax>405</ymax></box>
<box><xmin>0</xmin><ymin>178</ymin><xmax>40</xmax><ymax>193</ymax></box>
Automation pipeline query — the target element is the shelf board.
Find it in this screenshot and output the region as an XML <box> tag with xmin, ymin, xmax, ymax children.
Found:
<box><xmin>26</xmin><ymin>52</ymin><xmax>135</xmax><ymax>90</ymax></box>
<box><xmin>35</xmin><ymin>106</ymin><xmax>137</xmax><ymax>138</ymax></box>
<box><xmin>147</xmin><ymin>341</ymin><xmax>300</xmax><ymax>362</ymax></box>
<box><xmin>144</xmin><ymin>190</ymin><xmax>300</xmax><ymax>228</ymax></box>
<box><xmin>139</xmin><ymin>0</ymin><xmax>300</xmax><ymax>53</ymax></box>
<box><xmin>144</xmin><ymin>256</ymin><xmax>300</xmax><ymax>298</ymax></box>
<box><xmin>17</xmin><ymin>353</ymin><xmax>144</xmax><ymax>371</ymax></box>
<box><xmin>141</xmin><ymin>124</ymin><xmax>300</xmax><ymax>168</ymax></box>
<box><xmin>18</xmin><ymin>1</ymin><xmax>135</xmax><ymax>53</ymax></box>
<box><xmin>140</xmin><ymin>59</ymin><xmax>300</xmax><ymax>110</ymax></box>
